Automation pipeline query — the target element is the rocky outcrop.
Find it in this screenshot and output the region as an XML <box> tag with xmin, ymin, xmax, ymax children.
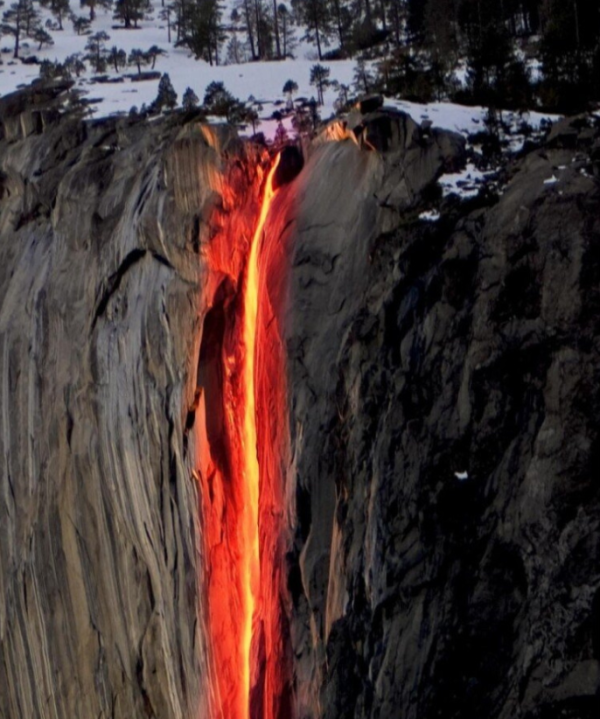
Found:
<box><xmin>1</xmin><ymin>85</ymin><xmax>599</xmax><ymax>719</ymax></box>
<box><xmin>0</xmin><ymin>88</ymin><xmax>269</xmax><ymax>719</ymax></box>
<box><xmin>285</xmin><ymin>115</ymin><xmax>600</xmax><ymax>719</ymax></box>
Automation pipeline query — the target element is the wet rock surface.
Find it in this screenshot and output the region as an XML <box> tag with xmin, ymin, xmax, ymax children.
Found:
<box><xmin>1</xmin><ymin>86</ymin><xmax>599</xmax><ymax>719</ymax></box>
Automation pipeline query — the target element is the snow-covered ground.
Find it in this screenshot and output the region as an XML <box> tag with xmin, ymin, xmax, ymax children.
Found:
<box><xmin>0</xmin><ymin>1</ymin><xmax>357</xmax><ymax>130</ymax></box>
<box><xmin>1</xmin><ymin>1</ymin><xmax>562</xmax><ymax>205</ymax></box>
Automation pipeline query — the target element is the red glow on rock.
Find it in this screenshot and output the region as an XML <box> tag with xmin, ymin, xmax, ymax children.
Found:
<box><xmin>196</xmin><ymin>151</ymin><xmax>293</xmax><ymax>719</ymax></box>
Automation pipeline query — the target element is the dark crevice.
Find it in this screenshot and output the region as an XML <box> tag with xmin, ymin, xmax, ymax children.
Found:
<box><xmin>135</xmin><ymin>658</ymin><xmax>155</xmax><ymax>718</ymax></box>
<box><xmin>92</xmin><ymin>249</ymin><xmax>147</xmax><ymax>328</ymax></box>
<box><xmin>150</xmin><ymin>251</ymin><xmax>174</xmax><ymax>270</ymax></box>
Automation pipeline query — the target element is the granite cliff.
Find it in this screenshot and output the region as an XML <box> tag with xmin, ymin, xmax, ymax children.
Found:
<box><xmin>0</xmin><ymin>85</ymin><xmax>599</xmax><ymax>719</ymax></box>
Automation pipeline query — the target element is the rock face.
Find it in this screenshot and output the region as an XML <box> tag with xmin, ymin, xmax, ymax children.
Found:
<box><xmin>0</xmin><ymin>88</ymin><xmax>269</xmax><ymax>719</ymax></box>
<box><xmin>0</xmin><ymin>87</ymin><xmax>599</xmax><ymax>719</ymax></box>
<box><xmin>284</xmin><ymin>117</ymin><xmax>600</xmax><ymax>719</ymax></box>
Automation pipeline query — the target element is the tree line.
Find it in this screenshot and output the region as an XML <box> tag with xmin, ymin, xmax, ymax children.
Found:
<box><xmin>2</xmin><ymin>0</ymin><xmax>599</xmax><ymax>113</ymax></box>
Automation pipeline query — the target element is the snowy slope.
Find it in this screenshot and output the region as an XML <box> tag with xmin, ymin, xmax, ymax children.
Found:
<box><xmin>0</xmin><ymin>1</ymin><xmax>356</xmax><ymax>128</ymax></box>
<box><xmin>1</xmin><ymin>2</ymin><xmax>558</xmax><ymax>138</ymax></box>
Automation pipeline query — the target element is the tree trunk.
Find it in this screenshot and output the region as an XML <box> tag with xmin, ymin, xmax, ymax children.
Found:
<box><xmin>272</xmin><ymin>0</ymin><xmax>281</xmax><ymax>58</ymax></box>
<box><xmin>379</xmin><ymin>0</ymin><xmax>386</xmax><ymax>32</ymax></box>
<box><xmin>282</xmin><ymin>13</ymin><xmax>286</xmax><ymax>56</ymax></box>
<box><xmin>333</xmin><ymin>0</ymin><xmax>344</xmax><ymax>49</ymax></box>
<box><xmin>392</xmin><ymin>1</ymin><xmax>400</xmax><ymax>46</ymax></box>
<box><xmin>244</xmin><ymin>0</ymin><xmax>256</xmax><ymax>58</ymax></box>
<box><xmin>315</xmin><ymin>22</ymin><xmax>322</xmax><ymax>60</ymax></box>
<box><xmin>254</xmin><ymin>0</ymin><xmax>262</xmax><ymax>57</ymax></box>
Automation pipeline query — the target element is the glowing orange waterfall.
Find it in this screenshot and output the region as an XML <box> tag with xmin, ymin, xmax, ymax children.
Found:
<box><xmin>240</xmin><ymin>154</ymin><xmax>281</xmax><ymax>716</ymax></box>
<box><xmin>196</xmin><ymin>151</ymin><xmax>292</xmax><ymax>719</ymax></box>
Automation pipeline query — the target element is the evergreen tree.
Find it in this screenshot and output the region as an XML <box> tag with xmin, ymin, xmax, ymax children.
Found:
<box><xmin>39</xmin><ymin>58</ymin><xmax>65</xmax><ymax>79</ymax></box>
<box><xmin>353</xmin><ymin>58</ymin><xmax>374</xmax><ymax>94</ymax></box>
<box><xmin>270</xmin><ymin>0</ymin><xmax>281</xmax><ymax>57</ymax></box>
<box><xmin>47</xmin><ymin>0</ymin><xmax>70</xmax><ymax>30</ymax></box>
<box><xmin>274</xmin><ymin>119</ymin><xmax>288</xmax><ymax>144</ymax></box>
<box><xmin>242</xmin><ymin>104</ymin><xmax>259</xmax><ymax>132</ymax></box>
<box><xmin>146</xmin><ymin>45</ymin><xmax>165</xmax><ymax>68</ymax></box>
<box><xmin>82</xmin><ymin>0</ymin><xmax>113</xmax><ymax>22</ymax></box>
<box><xmin>159</xmin><ymin>3</ymin><xmax>175</xmax><ymax>43</ymax></box>
<box><xmin>182</xmin><ymin>85</ymin><xmax>199</xmax><ymax>109</ymax></box>
<box><xmin>71</xmin><ymin>15</ymin><xmax>91</xmax><ymax>34</ymax></box>
<box><xmin>85</xmin><ymin>30</ymin><xmax>110</xmax><ymax>72</ymax></box>
<box><xmin>153</xmin><ymin>72</ymin><xmax>178</xmax><ymax>110</ymax></box>
<box><xmin>113</xmin><ymin>0</ymin><xmax>150</xmax><ymax>28</ymax></box>
<box><xmin>128</xmin><ymin>47</ymin><xmax>150</xmax><ymax>73</ymax></box>
<box><xmin>181</xmin><ymin>0</ymin><xmax>225</xmax><ymax>65</ymax></box>
<box><xmin>1</xmin><ymin>0</ymin><xmax>41</xmax><ymax>58</ymax></box>
<box><xmin>109</xmin><ymin>45</ymin><xmax>127</xmax><ymax>71</ymax></box>
<box><xmin>283</xmin><ymin>78</ymin><xmax>298</xmax><ymax>100</ymax></box>
<box><xmin>292</xmin><ymin>0</ymin><xmax>332</xmax><ymax>60</ymax></box>
<box><xmin>65</xmin><ymin>52</ymin><xmax>87</xmax><ymax>76</ymax></box>
<box><xmin>225</xmin><ymin>33</ymin><xmax>244</xmax><ymax>63</ymax></box>
<box><xmin>203</xmin><ymin>80</ymin><xmax>245</xmax><ymax>120</ymax></box>
<box><xmin>255</xmin><ymin>0</ymin><xmax>275</xmax><ymax>58</ymax></box>
<box><xmin>332</xmin><ymin>80</ymin><xmax>350</xmax><ymax>110</ymax></box>
<box><xmin>540</xmin><ymin>0</ymin><xmax>599</xmax><ymax>110</ymax></box>
<box><xmin>277</xmin><ymin>3</ymin><xmax>294</xmax><ymax>57</ymax></box>
<box><xmin>329</xmin><ymin>0</ymin><xmax>351</xmax><ymax>51</ymax></box>
<box><xmin>33</xmin><ymin>26</ymin><xmax>53</xmax><ymax>48</ymax></box>
<box><xmin>239</xmin><ymin>0</ymin><xmax>257</xmax><ymax>58</ymax></box>
<box><xmin>309</xmin><ymin>62</ymin><xmax>330</xmax><ymax>104</ymax></box>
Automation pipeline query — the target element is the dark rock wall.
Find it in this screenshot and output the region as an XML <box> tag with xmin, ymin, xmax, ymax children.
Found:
<box><xmin>285</xmin><ymin>121</ymin><xmax>600</xmax><ymax>719</ymax></box>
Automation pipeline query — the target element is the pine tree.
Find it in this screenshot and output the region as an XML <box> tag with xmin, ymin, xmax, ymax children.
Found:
<box><xmin>353</xmin><ymin>58</ymin><xmax>374</xmax><ymax>94</ymax></box>
<box><xmin>1</xmin><ymin>0</ymin><xmax>41</xmax><ymax>58</ymax></box>
<box><xmin>242</xmin><ymin>105</ymin><xmax>259</xmax><ymax>133</ymax></box>
<box><xmin>292</xmin><ymin>0</ymin><xmax>332</xmax><ymax>60</ymax></box>
<box><xmin>64</xmin><ymin>53</ymin><xmax>87</xmax><ymax>76</ymax></box>
<box><xmin>82</xmin><ymin>0</ymin><xmax>113</xmax><ymax>22</ymax></box>
<box><xmin>48</xmin><ymin>0</ymin><xmax>70</xmax><ymax>30</ymax></box>
<box><xmin>277</xmin><ymin>3</ymin><xmax>295</xmax><ymax>57</ymax></box>
<box><xmin>329</xmin><ymin>0</ymin><xmax>351</xmax><ymax>51</ymax></box>
<box><xmin>146</xmin><ymin>45</ymin><xmax>165</xmax><ymax>68</ymax></box>
<box><xmin>85</xmin><ymin>31</ymin><xmax>110</xmax><ymax>72</ymax></box>
<box><xmin>539</xmin><ymin>0</ymin><xmax>599</xmax><ymax>110</ymax></box>
<box><xmin>153</xmin><ymin>72</ymin><xmax>178</xmax><ymax>110</ymax></box>
<box><xmin>310</xmin><ymin>63</ymin><xmax>330</xmax><ymax>104</ymax></box>
<box><xmin>109</xmin><ymin>45</ymin><xmax>127</xmax><ymax>72</ymax></box>
<box><xmin>283</xmin><ymin>78</ymin><xmax>298</xmax><ymax>100</ymax></box>
<box><xmin>225</xmin><ymin>33</ymin><xmax>244</xmax><ymax>63</ymax></box>
<box><xmin>33</xmin><ymin>26</ymin><xmax>53</xmax><ymax>49</ymax></box>
<box><xmin>203</xmin><ymin>80</ymin><xmax>245</xmax><ymax>120</ymax></box>
<box><xmin>184</xmin><ymin>0</ymin><xmax>225</xmax><ymax>65</ymax></box>
<box><xmin>239</xmin><ymin>0</ymin><xmax>257</xmax><ymax>58</ymax></box>
<box><xmin>128</xmin><ymin>48</ymin><xmax>150</xmax><ymax>73</ymax></box>
<box><xmin>270</xmin><ymin>0</ymin><xmax>281</xmax><ymax>57</ymax></box>
<box><xmin>159</xmin><ymin>2</ymin><xmax>175</xmax><ymax>43</ymax></box>
<box><xmin>182</xmin><ymin>86</ymin><xmax>199</xmax><ymax>109</ymax></box>
<box><xmin>71</xmin><ymin>15</ymin><xmax>91</xmax><ymax>35</ymax></box>
<box><xmin>113</xmin><ymin>0</ymin><xmax>150</xmax><ymax>28</ymax></box>
<box><xmin>274</xmin><ymin>119</ymin><xmax>288</xmax><ymax>144</ymax></box>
